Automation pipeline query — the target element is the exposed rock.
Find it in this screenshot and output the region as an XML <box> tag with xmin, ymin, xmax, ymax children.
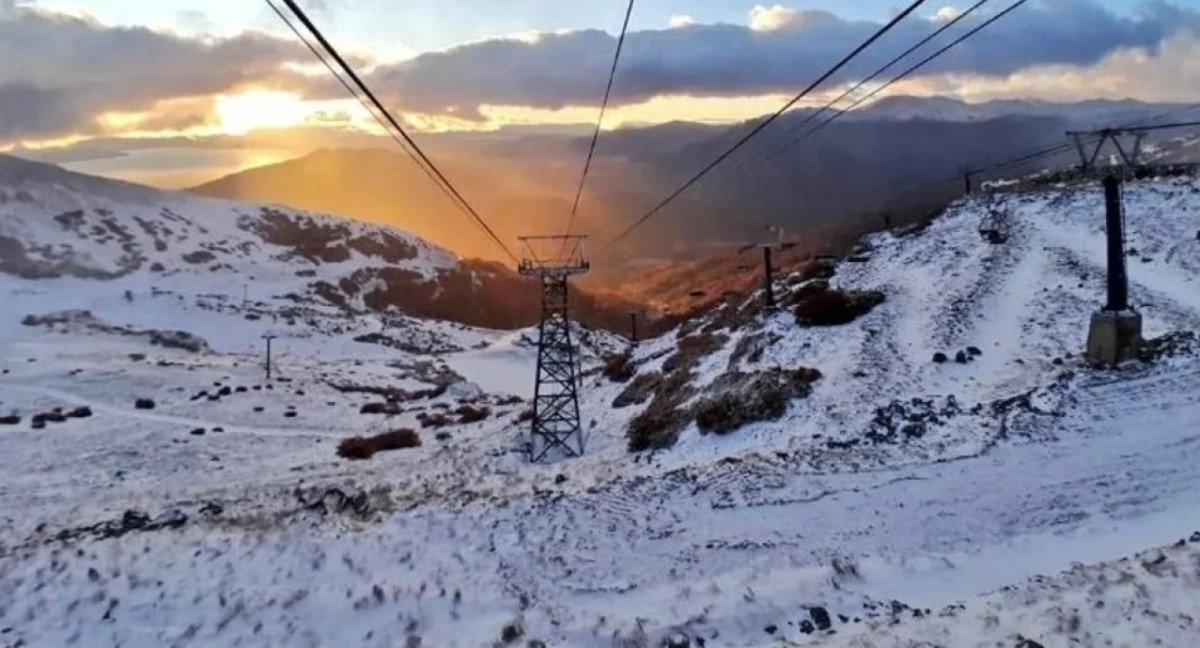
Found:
<box><xmin>499</xmin><ymin>621</ymin><xmax>524</xmax><ymax>644</ymax></box>
<box><xmin>933</xmin><ymin>352</ymin><xmax>948</xmax><ymax>364</ymax></box>
<box><xmin>809</xmin><ymin>606</ymin><xmax>832</xmax><ymax>631</ymax></box>
<box><xmin>0</xmin><ymin>414</ymin><xmax>21</xmax><ymax>425</ymax></box>
<box><xmin>135</xmin><ymin>398</ymin><xmax>156</xmax><ymax>410</ymax></box>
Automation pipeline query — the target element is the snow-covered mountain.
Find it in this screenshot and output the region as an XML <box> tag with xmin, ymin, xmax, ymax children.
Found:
<box><xmin>2</xmin><ymin>163</ymin><xmax>1200</xmax><ymax>647</ymax></box>
<box><xmin>0</xmin><ymin>154</ymin><xmax>637</xmax><ymax>333</ymax></box>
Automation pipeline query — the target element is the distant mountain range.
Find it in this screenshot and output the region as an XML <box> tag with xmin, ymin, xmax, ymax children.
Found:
<box><xmin>189</xmin><ymin>96</ymin><xmax>1200</xmax><ymax>267</ymax></box>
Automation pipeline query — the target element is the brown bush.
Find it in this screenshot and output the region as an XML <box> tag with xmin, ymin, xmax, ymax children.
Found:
<box><xmin>728</xmin><ymin>332</ymin><xmax>782</xmax><ymax>367</ymax></box>
<box><xmin>613</xmin><ymin>371</ymin><xmax>661</xmax><ymax>408</ymax></box>
<box><xmin>337</xmin><ymin>429</ymin><xmax>421</xmax><ymax>460</ymax></box>
<box><xmin>662</xmin><ymin>332</ymin><xmax>728</xmax><ymax>373</ymax></box>
<box><xmin>419</xmin><ymin>413</ymin><xmax>452</xmax><ymax>428</ymax></box>
<box><xmin>602</xmin><ymin>352</ymin><xmax>635</xmax><ymax>383</ymax></box>
<box><xmin>693</xmin><ymin>368</ymin><xmax>822</xmax><ymax>435</ymax></box>
<box><xmin>794</xmin><ymin>288</ymin><xmax>885</xmax><ymax>326</ymax></box>
<box><xmin>627</xmin><ymin>400</ymin><xmax>690</xmax><ymax>452</ymax></box>
<box><xmin>455</xmin><ymin>404</ymin><xmax>491</xmax><ymax>424</ymax></box>
<box><xmin>625</xmin><ymin>369</ymin><xmax>696</xmax><ymax>452</ymax></box>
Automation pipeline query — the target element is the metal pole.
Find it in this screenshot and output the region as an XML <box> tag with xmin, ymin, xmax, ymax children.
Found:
<box><xmin>629</xmin><ymin>312</ymin><xmax>638</xmax><ymax>344</ymax></box>
<box><xmin>762</xmin><ymin>246</ymin><xmax>775</xmax><ymax>309</ymax></box>
<box><xmin>1103</xmin><ymin>175</ymin><xmax>1129</xmax><ymax>312</ymax></box>
<box><xmin>265</xmin><ymin>336</ymin><xmax>273</xmax><ymax>381</ymax></box>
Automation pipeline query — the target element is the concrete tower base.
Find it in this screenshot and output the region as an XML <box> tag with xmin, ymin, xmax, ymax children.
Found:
<box><xmin>1086</xmin><ymin>310</ymin><xmax>1143</xmax><ymax>365</ymax></box>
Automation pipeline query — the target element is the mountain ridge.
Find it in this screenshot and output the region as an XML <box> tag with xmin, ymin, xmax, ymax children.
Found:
<box><xmin>0</xmin><ymin>153</ymin><xmax>643</xmax><ymax>333</ymax></box>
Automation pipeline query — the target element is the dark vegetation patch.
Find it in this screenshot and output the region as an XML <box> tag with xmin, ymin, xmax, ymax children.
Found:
<box><xmin>613</xmin><ymin>371</ymin><xmax>662</xmax><ymax>408</ymax></box>
<box><xmin>662</xmin><ymin>332</ymin><xmax>728</xmax><ymax>373</ymax></box>
<box><xmin>700</xmin><ymin>298</ymin><xmax>765</xmax><ymax>335</ymax></box>
<box><xmin>353</xmin><ymin>331</ymin><xmax>463</xmax><ymax>356</ymax></box>
<box><xmin>418</xmin><ymin>412</ymin><xmax>452</xmax><ymax>429</ymax></box>
<box><xmin>48</xmin><ymin>508</ymin><xmax>189</xmax><ymax>544</ymax></box>
<box><xmin>182</xmin><ymin>250</ymin><xmax>216</xmax><ymax>264</ymax></box>
<box><xmin>337</xmin><ymin>429</ymin><xmax>421</xmax><ymax>460</ymax></box>
<box><xmin>728</xmin><ymin>331</ymin><xmax>783</xmax><ymax>367</ymax></box>
<box><xmin>626</xmin><ymin>368</ymin><xmax>697</xmax><ymax>452</ymax></box>
<box><xmin>360</xmin><ymin>402</ymin><xmax>403</xmax><ymax>415</ymax></box>
<box><xmin>455</xmin><ymin>405</ymin><xmax>491</xmax><ymax>424</ymax></box>
<box><xmin>794</xmin><ymin>286</ymin><xmax>886</xmax><ymax>326</ymax></box>
<box><xmin>22</xmin><ymin>310</ymin><xmax>209</xmax><ymax>353</ymax></box>
<box><xmin>241</xmin><ymin>207</ymin><xmax>420</xmax><ymax>265</ymax></box>
<box><xmin>626</xmin><ymin>331</ymin><xmax>738</xmax><ymax>451</ymax></box>
<box><xmin>1139</xmin><ymin>331</ymin><xmax>1198</xmax><ymax>362</ymax></box>
<box><xmin>326</xmin><ymin>380</ymin><xmax>450</xmax><ymax>403</ymax></box>
<box><xmin>693</xmin><ymin>368</ymin><xmax>822</xmax><ymax>435</ymax></box>
<box><xmin>602</xmin><ymin>352</ymin><xmax>635</xmax><ymax>383</ymax></box>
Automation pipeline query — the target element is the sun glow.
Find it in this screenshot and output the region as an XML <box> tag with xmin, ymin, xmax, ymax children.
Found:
<box><xmin>214</xmin><ymin>91</ymin><xmax>310</xmax><ymax>135</ymax></box>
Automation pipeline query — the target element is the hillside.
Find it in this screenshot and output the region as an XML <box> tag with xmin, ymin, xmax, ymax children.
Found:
<box><xmin>0</xmin><ymin>154</ymin><xmax>641</xmax><ymax>333</ymax></box>
<box><xmin>2</xmin><ymin>168</ymin><xmax>1200</xmax><ymax>646</ymax></box>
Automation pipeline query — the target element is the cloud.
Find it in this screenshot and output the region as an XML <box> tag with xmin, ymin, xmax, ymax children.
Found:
<box><xmin>361</xmin><ymin>0</ymin><xmax>1200</xmax><ymax>116</ymax></box>
<box><xmin>748</xmin><ymin>4</ymin><xmax>799</xmax><ymax>32</ymax></box>
<box><xmin>954</xmin><ymin>29</ymin><xmax>1200</xmax><ymax>103</ymax></box>
<box><xmin>934</xmin><ymin>6</ymin><xmax>963</xmax><ymax>22</ymax></box>
<box><xmin>668</xmin><ymin>14</ymin><xmax>697</xmax><ymax>29</ymax></box>
<box><xmin>0</xmin><ymin>4</ymin><xmax>306</xmax><ymax>140</ymax></box>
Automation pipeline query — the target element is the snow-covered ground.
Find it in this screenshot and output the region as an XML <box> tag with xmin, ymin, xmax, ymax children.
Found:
<box><xmin>3</xmin><ymin>165</ymin><xmax>1200</xmax><ymax>647</ymax></box>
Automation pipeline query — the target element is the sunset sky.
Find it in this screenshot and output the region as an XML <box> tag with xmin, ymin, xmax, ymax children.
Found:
<box><xmin>3</xmin><ymin>0</ymin><xmax>1198</xmax><ymax>185</ymax></box>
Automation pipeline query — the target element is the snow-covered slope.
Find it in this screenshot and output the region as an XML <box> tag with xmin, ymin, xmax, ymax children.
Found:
<box><xmin>0</xmin><ymin>153</ymin><xmax>453</xmax><ymax>281</ymax></box>
<box><xmin>0</xmin><ymin>154</ymin><xmax>643</xmax><ymax>333</ymax></box>
<box><xmin>2</xmin><ymin>169</ymin><xmax>1200</xmax><ymax>647</ymax></box>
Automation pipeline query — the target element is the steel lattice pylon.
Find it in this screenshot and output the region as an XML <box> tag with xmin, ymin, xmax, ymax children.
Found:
<box><xmin>517</xmin><ymin>235</ymin><xmax>589</xmax><ymax>462</ymax></box>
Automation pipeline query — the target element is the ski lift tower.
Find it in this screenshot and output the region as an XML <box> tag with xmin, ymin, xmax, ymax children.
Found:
<box><xmin>517</xmin><ymin>235</ymin><xmax>590</xmax><ymax>462</ymax></box>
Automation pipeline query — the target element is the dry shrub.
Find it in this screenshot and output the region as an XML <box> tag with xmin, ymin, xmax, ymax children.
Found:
<box><xmin>801</xmin><ymin>258</ymin><xmax>840</xmax><ymax>280</ymax></box>
<box><xmin>337</xmin><ymin>429</ymin><xmax>421</xmax><ymax>460</ymax></box>
<box><xmin>602</xmin><ymin>352</ymin><xmax>636</xmax><ymax>383</ymax></box>
<box><xmin>728</xmin><ymin>331</ymin><xmax>782</xmax><ymax>367</ymax></box>
<box><xmin>455</xmin><ymin>404</ymin><xmax>491</xmax><ymax>424</ymax></box>
<box><xmin>627</xmin><ymin>399</ymin><xmax>691</xmax><ymax>452</ymax></box>
<box><xmin>625</xmin><ymin>370</ymin><xmax>695</xmax><ymax>452</ymax></box>
<box><xmin>663</xmin><ymin>332</ymin><xmax>728</xmax><ymax>373</ymax></box>
<box><xmin>701</xmin><ymin>299</ymin><xmax>763</xmax><ymax>335</ymax></box>
<box><xmin>419</xmin><ymin>412</ymin><xmax>452</xmax><ymax>428</ymax></box>
<box><xmin>693</xmin><ymin>368</ymin><xmax>822</xmax><ymax>435</ymax></box>
<box><xmin>613</xmin><ymin>371</ymin><xmax>661</xmax><ymax>408</ymax></box>
<box><xmin>794</xmin><ymin>287</ymin><xmax>885</xmax><ymax>326</ymax></box>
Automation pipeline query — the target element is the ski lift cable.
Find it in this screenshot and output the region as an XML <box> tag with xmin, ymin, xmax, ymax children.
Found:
<box><xmin>275</xmin><ymin>0</ymin><xmax>518</xmax><ymax>262</ymax></box>
<box><xmin>600</xmin><ymin>0</ymin><xmax>932</xmax><ymax>256</ymax></box>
